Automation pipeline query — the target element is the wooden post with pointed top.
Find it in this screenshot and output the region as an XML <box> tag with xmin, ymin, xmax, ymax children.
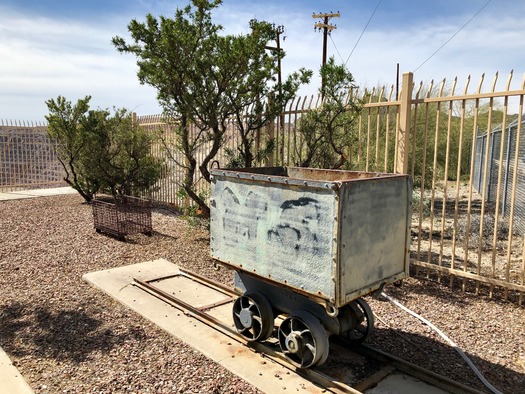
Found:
<box><xmin>395</xmin><ymin>72</ymin><xmax>413</xmax><ymax>174</ymax></box>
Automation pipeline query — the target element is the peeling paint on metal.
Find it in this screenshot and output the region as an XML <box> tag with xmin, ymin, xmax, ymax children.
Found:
<box><xmin>211</xmin><ymin>175</ymin><xmax>336</xmax><ymax>297</ymax></box>
<box><xmin>210</xmin><ymin>167</ymin><xmax>411</xmax><ymax>308</ymax></box>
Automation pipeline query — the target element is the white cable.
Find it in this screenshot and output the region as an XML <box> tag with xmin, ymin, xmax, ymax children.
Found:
<box><xmin>380</xmin><ymin>291</ymin><xmax>503</xmax><ymax>394</ymax></box>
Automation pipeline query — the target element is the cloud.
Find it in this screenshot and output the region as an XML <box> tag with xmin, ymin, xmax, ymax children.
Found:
<box><xmin>207</xmin><ymin>1</ymin><xmax>525</xmax><ymax>99</ymax></box>
<box><xmin>2</xmin><ymin>0</ymin><xmax>525</xmax><ymax>120</ymax></box>
<box><xmin>0</xmin><ymin>7</ymin><xmax>161</xmax><ymax>120</ymax></box>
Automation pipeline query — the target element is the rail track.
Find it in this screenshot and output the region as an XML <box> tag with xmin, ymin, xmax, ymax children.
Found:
<box><xmin>132</xmin><ymin>268</ymin><xmax>481</xmax><ymax>394</ymax></box>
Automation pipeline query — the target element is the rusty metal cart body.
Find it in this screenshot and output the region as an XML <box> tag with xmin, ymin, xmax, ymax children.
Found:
<box><xmin>210</xmin><ymin>167</ymin><xmax>412</xmax><ymax>368</ymax></box>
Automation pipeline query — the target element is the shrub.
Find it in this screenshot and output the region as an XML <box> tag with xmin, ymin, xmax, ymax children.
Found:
<box><xmin>46</xmin><ymin>96</ymin><xmax>163</xmax><ymax>202</ymax></box>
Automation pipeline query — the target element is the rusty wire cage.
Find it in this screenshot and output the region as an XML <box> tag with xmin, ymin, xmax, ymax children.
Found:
<box><xmin>91</xmin><ymin>195</ymin><xmax>153</xmax><ymax>240</ymax></box>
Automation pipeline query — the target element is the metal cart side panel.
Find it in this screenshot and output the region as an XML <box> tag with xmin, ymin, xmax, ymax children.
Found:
<box><xmin>338</xmin><ymin>176</ymin><xmax>412</xmax><ymax>303</ymax></box>
<box><xmin>210</xmin><ymin>174</ymin><xmax>338</xmax><ymax>299</ymax></box>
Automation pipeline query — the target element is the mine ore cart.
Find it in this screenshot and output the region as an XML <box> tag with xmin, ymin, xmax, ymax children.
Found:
<box><xmin>210</xmin><ymin>167</ymin><xmax>412</xmax><ymax>368</ymax></box>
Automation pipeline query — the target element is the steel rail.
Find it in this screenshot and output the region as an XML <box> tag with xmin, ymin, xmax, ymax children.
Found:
<box><xmin>341</xmin><ymin>341</ymin><xmax>483</xmax><ymax>394</ymax></box>
<box><xmin>132</xmin><ymin>276</ymin><xmax>359</xmax><ymax>394</ymax></box>
<box><xmin>132</xmin><ymin>271</ymin><xmax>481</xmax><ymax>394</ymax></box>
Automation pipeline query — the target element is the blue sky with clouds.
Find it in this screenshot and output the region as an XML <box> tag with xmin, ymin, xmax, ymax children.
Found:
<box><xmin>1</xmin><ymin>0</ymin><xmax>524</xmax><ymax>120</ymax></box>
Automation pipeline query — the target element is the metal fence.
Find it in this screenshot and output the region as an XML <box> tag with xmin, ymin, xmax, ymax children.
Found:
<box><xmin>408</xmin><ymin>72</ymin><xmax>525</xmax><ymax>305</ymax></box>
<box><xmin>135</xmin><ymin>94</ymin><xmax>328</xmax><ymax>207</ymax></box>
<box><xmin>0</xmin><ymin>120</ymin><xmax>65</xmax><ymax>192</ymax></box>
<box><xmin>2</xmin><ymin>71</ymin><xmax>525</xmax><ymax>305</ymax></box>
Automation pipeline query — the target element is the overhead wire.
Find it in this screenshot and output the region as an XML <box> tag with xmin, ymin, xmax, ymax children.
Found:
<box><xmin>344</xmin><ymin>0</ymin><xmax>382</xmax><ymax>66</ymax></box>
<box><xmin>329</xmin><ymin>34</ymin><xmax>345</xmax><ymax>64</ymax></box>
<box><xmin>413</xmin><ymin>0</ymin><xmax>493</xmax><ymax>72</ymax></box>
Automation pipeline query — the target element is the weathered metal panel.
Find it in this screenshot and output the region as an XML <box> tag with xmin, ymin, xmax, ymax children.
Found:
<box><xmin>338</xmin><ymin>177</ymin><xmax>412</xmax><ymax>304</ymax></box>
<box><xmin>210</xmin><ymin>171</ymin><xmax>338</xmax><ymax>299</ymax></box>
<box><xmin>210</xmin><ymin>167</ymin><xmax>411</xmax><ymax>308</ymax></box>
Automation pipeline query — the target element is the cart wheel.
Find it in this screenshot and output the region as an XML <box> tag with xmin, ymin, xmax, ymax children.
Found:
<box><xmin>278</xmin><ymin>310</ymin><xmax>329</xmax><ymax>368</ymax></box>
<box><xmin>345</xmin><ymin>298</ymin><xmax>374</xmax><ymax>344</ymax></box>
<box><xmin>232</xmin><ymin>290</ymin><xmax>274</xmax><ymax>342</ymax></box>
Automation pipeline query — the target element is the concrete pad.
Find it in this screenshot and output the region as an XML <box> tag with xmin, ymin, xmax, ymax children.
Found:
<box><xmin>0</xmin><ymin>192</ymin><xmax>37</xmax><ymax>201</ymax></box>
<box><xmin>18</xmin><ymin>187</ymin><xmax>76</xmax><ymax>197</ymax></box>
<box><xmin>0</xmin><ymin>347</ymin><xmax>33</xmax><ymax>394</ymax></box>
<box><xmin>82</xmin><ymin>259</ymin><xmax>329</xmax><ymax>394</ymax></box>
<box><xmin>0</xmin><ymin>187</ymin><xmax>76</xmax><ymax>201</ymax></box>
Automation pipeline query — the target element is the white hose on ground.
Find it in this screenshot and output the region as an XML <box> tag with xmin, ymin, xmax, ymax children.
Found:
<box><xmin>380</xmin><ymin>291</ymin><xmax>503</xmax><ymax>394</ymax></box>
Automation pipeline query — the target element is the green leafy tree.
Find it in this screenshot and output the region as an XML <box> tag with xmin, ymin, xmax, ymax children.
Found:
<box><xmin>296</xmin><ymin>57</ymin><xmax>361</xmax><ymax>169</ymax></box>
<box><xmin>112</xmin><ymin>0</ymin><xmax>311</xmax><ymax>215</ymax></box>
<box><xmin>46</xmin><ymin>96</ymin><xmax>163</xmax><ymax>202</ymax></box>
<box><xmin>46</xmin><ymin>96</ymin><xmax>99</xmax><ymax>201</ymax></box>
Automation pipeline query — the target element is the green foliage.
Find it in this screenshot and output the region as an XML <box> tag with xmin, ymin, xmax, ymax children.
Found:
<box><xmin>412</xmin><ymin>188</ymin><xmax>431</xmax><ymax>218</ymax></box>
<box><xmin>224</xmin><ymin>138</ymin><xmax>275</xmax><ymax>169</ymax></box>
<box><xmin>407</xmin><ymin>85</ymin><xmax>519</xmax><ymax>188</ymax></box>
<box><xmin>112</xmin><ymin>0</ymin><xmax>310</xmax><ymax>214</ymax></box>
<box><xmin>46</xmin><ymin>96</ymin><xmax>163</xmax><ymax>202</ymax></box>
<box><xmin>296</xmin><ymin>57</ymin><xmax>361</xmax><ymax>169</ymax></box>
<box><xmin>343</xmin><ymin>87</ymin><xmax>398</xmax><ymax>173</ymax></box>
<box><xmin>408</xmin><ymin>99</ymin><xmax>504</xmax><ymax>187</ymax></box>
<box><xmin>45</xmin><ymin>96</ymin><xmax>98</xmax><ymax>201</ymax></box>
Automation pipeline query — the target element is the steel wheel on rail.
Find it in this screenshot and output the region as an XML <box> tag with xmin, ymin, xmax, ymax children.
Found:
<box><xmin>345</xmin><ymin>298</ymin><xmax>374</xmax><ymax>344</ymax></box>
<box><xmin>278</xmin><ymin>310</ymin><xmax>329</xmax><ymax>368</ymax></box>
<box><xmin>232</xmin><ymin>290</ymin><xmax>274</xmax><ymax>342</ymax></box>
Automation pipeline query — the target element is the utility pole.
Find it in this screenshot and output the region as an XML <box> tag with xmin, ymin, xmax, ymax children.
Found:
<box><xmin>312</xmin><ymin>11</ymin><xmax>340</xmax><ymax>98</ymax></box>
<box><xmin>265</xmin><ymin>24</ymin><xmax>285</xmax><ymax>102</ymax></box>
<box><xmin>265</xmin><ymin>24</ymin><xmax>286</xmax><ymax>164</ymax></box>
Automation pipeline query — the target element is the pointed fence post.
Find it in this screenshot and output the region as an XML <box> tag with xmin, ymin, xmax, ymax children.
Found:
<box><xmin>395</xmin><ymin>72</ymin><xmax>413</xmax><ymax>174</ymax></box>
<box><xmin>266</xmin><ymin>94</ymin><xmax>275</xmax><ymax>166</ymax></box>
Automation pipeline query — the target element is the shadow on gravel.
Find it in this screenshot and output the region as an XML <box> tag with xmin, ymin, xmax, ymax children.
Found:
<box><xmin>91</xmin><ymin>230</ymin><xmax>179</xmax><ymax>245</ymax></box>
<box><xmin>367</xmin><ymin>326</ymin><xmax>525</xmax><ymax>393</ymax></box>
<box><xmin>0</xmin><ymin>302</ymin><xmax>135</xmax><ymax>362</ymax></box>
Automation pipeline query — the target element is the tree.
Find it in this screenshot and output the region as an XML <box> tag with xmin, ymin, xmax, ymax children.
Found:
<box><xmin>112</xmin><ymin>0</ymin><xmax>311</xmax><ymax>215</ymax></box>
<box><xmin>296</xmin><ymin>57</ymin><xmax>361</xmax><ymax>169</ymax></box>
<box><xmin>46</xmin><ymin>96</ymin><xmax>163</xmax><ymax>202</ymax></box>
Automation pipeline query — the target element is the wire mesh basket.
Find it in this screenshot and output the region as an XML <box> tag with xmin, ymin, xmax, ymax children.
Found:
<box><xmin>92</xmin><ymin>195</ymin><xmax>152</xmax><ymax>240</ymax></box>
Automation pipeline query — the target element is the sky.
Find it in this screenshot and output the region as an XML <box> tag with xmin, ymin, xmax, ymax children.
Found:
<box><xmin>1</xmin><ymin>0</ymin><xmax>525</xmax><ymax>121</ymax></box>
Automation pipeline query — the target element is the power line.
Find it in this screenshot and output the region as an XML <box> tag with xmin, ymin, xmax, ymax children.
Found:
<box><xmin>329</xmin><ymin>34</ymin><xmax>345</xmax><ymax>64</ymax></box>
<box><xmin>413</xmin><ymin>0</ymin><xmax>493</xmax><ymax>72</ymax></box>
<box><xmin>345</xmin><ymin>0</ymin><xmax>382</xmax><ymax>66</ymax></box>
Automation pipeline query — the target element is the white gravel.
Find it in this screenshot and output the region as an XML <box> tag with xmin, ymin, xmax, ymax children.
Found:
<box><xmin>0</xmin><ymin>194</ymin><xmax>524</xmax><ymax>393</ymax></box>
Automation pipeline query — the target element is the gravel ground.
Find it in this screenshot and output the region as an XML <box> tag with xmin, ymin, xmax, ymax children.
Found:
<box><xmin>0</xmin><ymin>194</ymin><xmax>524</xmax><ymax>393</ymax></box>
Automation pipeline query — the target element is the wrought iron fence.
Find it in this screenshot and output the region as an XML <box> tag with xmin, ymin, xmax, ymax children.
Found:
<box><xmin>0</xmin><ymin>119</ymin><xmax>65</xmax><ymax>192</ymax></box>
<box><xmin>408</xmin><ymin>72</ymin><xmax>525</xmax><ymax>305</ymax></box>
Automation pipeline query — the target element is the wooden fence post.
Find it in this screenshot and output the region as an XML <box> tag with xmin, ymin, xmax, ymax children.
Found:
<box><xmin>395</xmin><ymin>72</ymin><xmax>413</xmax><ymax>174</ymax></box>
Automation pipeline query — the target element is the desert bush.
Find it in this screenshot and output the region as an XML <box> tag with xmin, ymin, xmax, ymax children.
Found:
<box><xmin>46</xmin><ymin>96</ymin><xmax>163</xmax><ymax>202</ymax></box>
